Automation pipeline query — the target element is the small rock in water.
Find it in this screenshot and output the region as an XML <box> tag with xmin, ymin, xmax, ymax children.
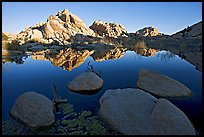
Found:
<box><xmin>67</xmin><ymin>72</ymin><xmax>103</xmax><ymax>91</ymax></box>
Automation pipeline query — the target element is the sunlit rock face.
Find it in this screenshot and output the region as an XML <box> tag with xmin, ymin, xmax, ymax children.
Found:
<box><xmin>135</xmin><ymin>27</ymin><xmax>161</xmax><ymax>37</ymax></box>
<box><xmin>14</xmin><ymin>9</ymin><xmax>95</xmax><ymax>45</ymax></box>
<box><xmin>171</xmin><ymin>21</ymin><xmax>202</xmax><ymax>39</ymax></box>
<box><xmin>89</xmin><ymin>20</ymin><xmax>127</xmax><ymax>38</ymax></box>
<box><xmin>91</xmin><ymin>45</ymin><xmax>127</xmax><ymax>62</ymax></box>
<box><xmin>46</xmin><ymin>48</ymin><xmax>94</xmax><ymax>71</ymax></box>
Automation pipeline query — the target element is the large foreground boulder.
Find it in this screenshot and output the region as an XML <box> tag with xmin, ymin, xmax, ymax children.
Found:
<box><xmin>98</xmin><ymin>88</ymin><xmax>196</xmax><ymax>135</ymax></box>
<box><xmin>10</xmin><ymin>92</ymin><xmax>55</xmax><ymax>128</ymax></box>
<box><xmin>67</xmin><ymin>72</ymin><xmax>103</xmax><ymax>91</ymax></box>
<box><xmin>136</xmin><ymin>69</ymin><xmax>192</xmax><ymax>97</ymax></box>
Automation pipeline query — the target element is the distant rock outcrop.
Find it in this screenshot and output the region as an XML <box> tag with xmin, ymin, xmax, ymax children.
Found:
<box><xmin>15</xmin><ymin>9</ymin><xmax>95</xmax><ymax>45</ymax></box>
<box><xmin>135</xmin><ymin>27</ymin><xmax>161</xmax><ymax>37</ymax></box>
<box><xmin>89</xmin><ymin>20</ymin><xmax>127</xmax><ymax>38</ymax></box>
<box><xmin>171</xmin><ymin>21</ymin><xmax>202</xmax><ymax>39</ymax></box>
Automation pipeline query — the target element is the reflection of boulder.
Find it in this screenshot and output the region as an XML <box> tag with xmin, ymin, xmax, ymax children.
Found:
<box><xmin>46</xmin><ymin>48</ymin><xmax>94</xmax><ymax>71</ymax></box>
<box><xmin>179</xmin><ymin>51</ymin><xmax>202</xmax><ymax>72</ymax></box>
<box><xmin>32</xmin><ymin>55</ymin><xmax>48</xmax><ymax>60</ymax></box>
<box><xmin>91</xmin><ymin>46</ymin><xmax>127</xmax><ymax>62</ymax></box>
<box><xmin>133</xmin><ymin>48</ymin><xmax>158</xmax><ymax>57</ymax></box>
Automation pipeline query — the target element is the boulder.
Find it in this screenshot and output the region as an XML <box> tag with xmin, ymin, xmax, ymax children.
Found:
<box><xmin>150</xmin><ymin>99</ymin><xmax>196</xmax><ymax>135</ymax></box>
<box><xmin>31</xmin><ymin>29</ymin><xmax>43</xmax><ymax>40</ymax></box>
<box><xmin>136</xmin><ymin>69</ymin><xmax>192</xmax><ymax>97</ymax></box>
<box><xmin>171</xmin><ymin>21</ymin><xmax>202</xmax><ymax>39</ymax></box>
<box><xmin>98</xmin><ymin>88</ymin><xmax>157</xmax><ymax>135</ymax></box>
<box><xmin>98</xmin><ymin>88</ymin><xmax>196</xmax><ymax>135</ymax></box>
<box><xmin>135</xmin><ymin>27</ymin><xmax>161</xmax><ymax>37</ymax></box>
<box><xmin>67</xmin><ymin>72</ymin><xmax>103</xmax><ymax>91</ymax></box>
<box><xmin>15</xmin><ymin>9</ymin><xmax>95</xmax><ymax>45</ymax></box>
<box><xmin>90</xmin><ymin>20</ymin><xmax>127</xmax><ymax>38</ymax></box>
<box><xmin>10</xmin><ymin>92</ymin><xmax>55</xmax><ymax>128</ymax></box>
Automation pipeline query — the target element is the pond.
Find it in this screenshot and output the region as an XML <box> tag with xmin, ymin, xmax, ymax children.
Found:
<box><xmin>2</xmin><ymin>48</ymin><xmax>202</xmax><ymax>134</ymax></box>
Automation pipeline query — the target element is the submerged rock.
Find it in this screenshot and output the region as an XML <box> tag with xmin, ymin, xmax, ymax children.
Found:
<box><xmin>136</xmin><ymin>69</ymin><xmax>192</xmax><ymax>97</ymax></box>
<box><xmin>98</xmin><ymin>88</ymin><xmax>195</xmax><ymax>135</ymax></box>
<box><xmin>10</xmin><ymin>92</ymin><xmax>55</xmax><ymax>128</ymax></box>
<box><xmin>67</xmin><ymin>72</ymin><xmax>103</xmax><ymax>91</ymax></box>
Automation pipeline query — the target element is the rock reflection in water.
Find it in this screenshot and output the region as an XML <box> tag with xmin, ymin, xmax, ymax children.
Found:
<box><xmin>156</xmin><ymin>51</ymin><xmax>176</xmax><ymax>62</ymax></box>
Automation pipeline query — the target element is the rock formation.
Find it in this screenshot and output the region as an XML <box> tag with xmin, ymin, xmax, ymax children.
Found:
<box><xmin>171</xmin><ymin>21</ymin><xmax>202</xmax><ymax>39</ymax></box>
<box><xmin>46</xmin><ymin>48</ymin><xmax>94</xmax><ymax>71</ymax></box>
<box><xmin>9</xmin><ymin>92</ymin><xmax>55</xmax><ymax>128</ymax></box>
<box><xmin>14</xmin><ymin>9</ymin><xmax>96</xmax><ymax>45</ymax></box>
<box><xmin>90</xmin><ymin>20</ymin><xmax>127</xmax><ymax>38</ymax></box>
<box><xmin>91</xmin><ymin>46</ymin><xmax>127</xmax><ymax>62</ymax></box>
<box><xmin>136</xmin><ymin>69</ymin><xmax>192</xmax><ymax>97</ymax></box>
<box><xmin>98</xmin><ymin>88</ymin><xmax>196</xmax><ymax>135</ymax></box>
<box><xmin>135</xmin><ymin>27</ymin><xmax>161</xmax><ymax>37</ymax></box>
<box><xmin>67</xmin><ymin>72</ymin><xmax>103</xmax><ymax>92</ymax></box>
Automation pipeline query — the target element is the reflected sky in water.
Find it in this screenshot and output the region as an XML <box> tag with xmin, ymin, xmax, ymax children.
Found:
<box><xmin>2</xmin><ymin>50</ymin><xmax>202</xmax><ymax>132</ymax></box>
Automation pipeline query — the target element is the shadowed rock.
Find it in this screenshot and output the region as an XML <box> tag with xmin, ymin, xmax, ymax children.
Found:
<box><xmin>137</xmin><ymin>69</ymin><xmax>192</xmax><ymax>97</ymax></box>
<box><xmin>98</xmin><ymin>88</ymin><xmax>195</xmax><ymax>135</ymax></box>
<box><xmin>150</xmin><ymin>99</ymin><xmax>196</xmax><ymax>135</ymax></box>
<box><xmin>9</xmin><ymin>92</ymin><xmax>55</xmax><ymax>128</ymax></box>
<box><xmin>67</xmin><ymin>72</ymin><xmax>103</xmax><ymax>91</ymax></box>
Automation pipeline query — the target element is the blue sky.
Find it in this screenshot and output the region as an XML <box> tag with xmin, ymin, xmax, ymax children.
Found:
<box><xmin>2</xmin><ymin>2</ymin><xmax>202</xmax><ymax>35</ymax></box>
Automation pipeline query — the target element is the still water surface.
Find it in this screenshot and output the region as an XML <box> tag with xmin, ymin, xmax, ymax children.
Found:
<box><xmin>2</xmin><ymin>50</ymin><xmax>202</xmax><ymax>132</ymax></box>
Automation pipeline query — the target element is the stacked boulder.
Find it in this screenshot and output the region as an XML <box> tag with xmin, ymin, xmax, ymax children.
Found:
<box><xmin>15</xmin><ymin>9</ymin><xmax>95</xmax><ymax>45</ymax></box>
<box><xmin>90</xmin><ymin>20</ymin><xmax>128</xmax><ymax>38</ymax></box>
<box><xmin>135</xmin><ymin>26</ymin><xmax>161</xmax><ymax>37</ymax></box>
